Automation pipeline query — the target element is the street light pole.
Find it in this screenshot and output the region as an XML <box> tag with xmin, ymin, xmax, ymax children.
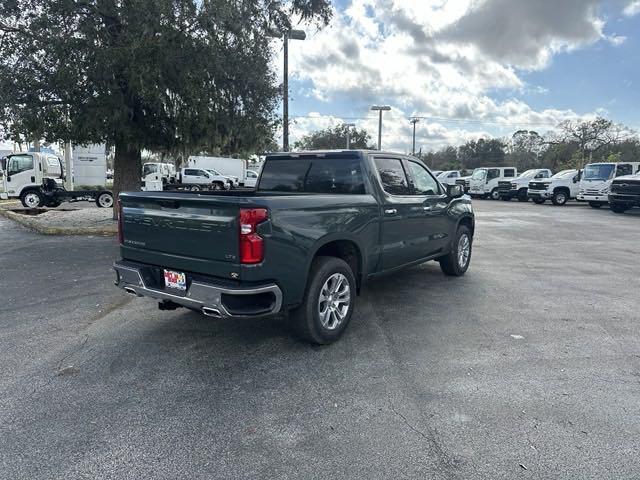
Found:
<box><xmin>268</xmin><ymin>28</ymin><xmax>306</xmax><ymax>152</ymax></box>
<box><xmin>370</xmin><ymin>105</ymin><xmax>391</xmax><ymax>150</ymax></box>
<box><xmin>410</xmin><ymin>117</ymin><xmax>420</xmax><ymax>155</ymax></box>
<box><xmin>343</xmin><ymin>123</ymin><xmax>355</xmax><ymax>149</ymax></box>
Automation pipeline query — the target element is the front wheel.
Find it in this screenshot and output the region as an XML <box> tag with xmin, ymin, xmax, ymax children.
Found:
<box><xmin>439</xmin><ymin>225</ymin><xmax>472</xmax><ymax>276</ymax></box>
<box><xmin>552</xmin><ymin>191</ymin><xmax>568</xmax><ymax>206</ymax></box>
<box><xmin>490</xmin><ymin>189</ymin><xmax>500</xmax><ymax>200</ymax></box>
<box><xmin>290</xmin><ymin>256</ymin><xmax>356</xmax><ymax>345</ymax></box>
<box><xmin>589</xmin><ymin>202</ymin><xmax>603</xmax><ymax>209</ymax></box>
<box><xmin>610</xmin><ymin>203</ymin><xmax>629</xmax><ymax>214</ymax></box>
<box><xmin>20</xmin><ymin>190</ymin><xmax>44</xmax><ymax>208</ymax></box>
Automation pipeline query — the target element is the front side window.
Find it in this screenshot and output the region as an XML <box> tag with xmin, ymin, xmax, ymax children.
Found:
<box><xmin>448</xmin><ymin>172</ymin><xmax>459</xmax><ymax>178</ymax></box>
<box><xmin>407</xmin><ymin>161</ymin><xmax>440</xmax><ymax>195</ymax></box>
<box><xmin>142</xmin><ymin>164</ymin><xmax>158</xmax><ymax>176</ymax></box>
<box><xmin>487</xmin><ymin>168</ymin><xmax>500</xmax><ymax>180</ymax></box>
<box><xmin>7</xmin><ymin>155</ymin><xmax>34</xmax><ymax>175</ymax></box>
<box><xmin>616</xmin><ymin>164</ymin><xmax>632</xmax><ymax>177</ymax></box>
<box><xmin>374</xmin><ymin>158</ymin><xmax>411</xmax><ymax>195</ymax></box>
<box><xmin>198</xmin><ymin>170</ymin><xmax>210</xmax><ymax>177</ymax></box>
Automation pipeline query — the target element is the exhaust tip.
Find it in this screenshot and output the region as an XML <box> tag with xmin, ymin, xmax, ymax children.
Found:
<box><xmin>202</xmin><ymin>307</ymin><xmax>222</xmax><ymax>318</ymax></box>
<box><xmin>123</xmin><ymin>287</ymin><xmax>138</xmax><ymax>296</ymax></box>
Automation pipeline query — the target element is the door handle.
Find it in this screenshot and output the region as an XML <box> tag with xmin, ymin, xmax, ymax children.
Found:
<box><xmin>422</xmin><ymin>206</ymin><xmax>431</xmax><ymax>211</ymax></box>
<box><xmin>384</xmin><ymin>208</ymin><xmax>397</xmax><ymax>215</ymax></box>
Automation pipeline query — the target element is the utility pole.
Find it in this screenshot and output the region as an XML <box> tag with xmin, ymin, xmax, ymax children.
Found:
<box><xmin>343</xmin><ymin>123</ymin><xmax>355</xmax><ymax>149</ymax></box>
<box><xmin>268</xmin><ymin>28</ymin><xmax>306</xmax><ymax>152</ymax></box>
<box><xmin>410</xmin><ymin>117</ymin><xmax>420</xmax><ymax>155</ymax></box>
<box><xmin>370</xmin><ymin>105</ymin><xmax>391</xmax><ymax>150</ymax></box>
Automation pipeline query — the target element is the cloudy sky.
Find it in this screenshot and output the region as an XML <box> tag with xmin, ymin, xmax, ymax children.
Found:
<box><xmin>277</xmin><ymin>0</ymin><xmax>640</xmax><ymax>152</ymax></box>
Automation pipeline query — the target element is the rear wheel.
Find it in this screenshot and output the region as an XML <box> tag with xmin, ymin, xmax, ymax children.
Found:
<box><xmin>589</xmin><ymin>202</ymin><xmax>603</xmax><ymax>209</ymax></box>
<box><xmin>20</xmin><ymin>190</ymin><xmax>43</xmax><ymax>208</ymax></box>
<box><xmin>552</xmin><ymin>190</ymin><xmax>568</xmax><ymax>206</ymax></box>
<box><xmin>533</xmin><ymin>198</ymin><xmax>545</xmax><ymax>204</ymax></box>
<box><xmin>290</xmin><ymin>256</ymin><xmax>356</xmax><ymax>345</ymax></box>
<box><xmin>439</xmin><ymin>225</ymin><xmax>472</xmax><ymax>276</ymax></box>
<box><xmin>95</xmin><ymin>192</ymin><xmax>113</xmax><ymax>208</ymax></box>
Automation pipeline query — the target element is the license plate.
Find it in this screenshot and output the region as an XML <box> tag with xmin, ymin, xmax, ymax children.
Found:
<box><xmin>163</xmin><ymin>269</ymin><xmax>186</xmax><ymax>290</ymax></box>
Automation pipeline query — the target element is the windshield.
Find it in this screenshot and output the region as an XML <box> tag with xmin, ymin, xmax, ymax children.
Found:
<box><xmin>551</xmin><ymin>170</ymin><xmax>575</xmax><ymax>178</ymax></box>
<box><xmin>206</xmin><ymin>169</ymin><xmax>221</xmax><ymax>175</ymax></box>
<box><xmin>471</xmin><ymin>169</ymin><xmax>486</xmax><ymax>180</ymax></box>
<box><xmin>518</xmin><ymin>170</ymin><xmax>537</xmax><ymax>178</ymax></box>
<box><xmin>583</xmin><ymin>164</ymin><xmax>615</xmax><ymax>181</ymax></box>
<box><xmin>142</xmin><ymin>164</ymin><xmax>158</xmax><ymax>176</ymax></box>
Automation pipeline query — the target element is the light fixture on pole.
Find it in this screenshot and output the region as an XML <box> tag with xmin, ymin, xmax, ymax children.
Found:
<box><xmin>343</xmin><ymin>123</ymin><xmax>356</xmax><ymax>149</ymax></box>
<box><xmin>410</xmin><ymin>117</ymin><xmax>420</xmax><ymax>155</ymax></box>
<box><xmin>268</xmin><ymin>28</ymin><xmax>306</xmax><ymax>152</ymax></box>
<box><xmin>370</xmin><ymin>105</ymin><xmax>391</xmax><ymax>150</ymax></box>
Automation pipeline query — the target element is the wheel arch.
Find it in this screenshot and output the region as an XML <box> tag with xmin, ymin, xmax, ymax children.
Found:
<box><xmin>307</xmin><ymin>236</ymin><xmax>365</xmax><ymax>293</ymax></box>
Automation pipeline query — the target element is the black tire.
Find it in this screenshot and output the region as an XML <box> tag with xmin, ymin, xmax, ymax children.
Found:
<box><xmin>212</xmin><ymin>182</ymin><xmax>223</xmax><ymax>191</ymax></box>
<box><xmin>552</xmin><ymin>190</ymin><xmax>569</xmax><ymax>206</ymax></box>
<box><xmin>20</xmin><ymin>190</ymin><xmax>44</xmax><ymax>208</ymax></box>
<box><xmin>290</xmin><ymin>256</ymin><xmax>356</xmax><ymax>345</ymax></box>
<box><xmin>589</xmin><ymin>202</ymin><xmax>603</xmax><ymax>209</ymax></box>
<box><xmin>533</xmin><ymin>198</ymin><xmax>545</xmax><ymax>204</ymax></box>
<box><xmin>439</xmin><ymin>225</ymin><xmax>472</xmax><ymax>276</ymax></box>
<box><xmin>490</xmin><ymin>189</ymin><xmax>500</xmax><ymax>200</ymax></box>
<box><xmin>190</xmin><ymin>185</ymin><xmax>201</xmax><ymax>192</ymax></box>
<box><xmin>95</xmin><ymin>192</ymin><xmax>114</xmax><ymax>208</ymax></box>
<box><xmin>610</xmin><ymin>203</ymin><xmax>628</xmax><ymax>214</ymax></box>
<box><xmin>517</xmin><ymin>190</ymin><xmax>529</xmax><ymax>202</ymax></box>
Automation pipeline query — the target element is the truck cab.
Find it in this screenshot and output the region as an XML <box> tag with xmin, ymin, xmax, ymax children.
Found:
<box><xmin>577</xmin><ymin>162</ymin><xmax>640</xmax><ymax>208</ymax></box>
<box><xmin>527</xmin><ymin>169</ymin><xmax>581</xmax><ymax>205</ymax></box>
<box><xmin>468</xmin><ymin>167</ymin><xmax>517</xmax><ymax>200</ymax></box>
<box><xmin>498</xmin><ymin>169</ymin><xmax>553</xmax><ymax>202</ymax></box>
<box><xmin>0</xmin><ymin>152</ymin><xmax>64</xmax><ymax>206</ymax></box>
<box><xmin>142</xmin><ymin>162</ymin><xmax>176</xmax><ymax>184</ymax></box>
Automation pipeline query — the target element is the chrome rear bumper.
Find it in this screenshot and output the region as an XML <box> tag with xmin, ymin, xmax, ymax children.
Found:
<box><xmin>113</xmin><ymin>261</ymin><xmax>282</xmax><ymax>318</ymax></box>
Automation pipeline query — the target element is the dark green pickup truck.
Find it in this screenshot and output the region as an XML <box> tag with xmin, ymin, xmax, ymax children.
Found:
<box><xmin>114</xmin><ymin>150</ymin><xmax>475</xmax><ymax>344</ymax></box>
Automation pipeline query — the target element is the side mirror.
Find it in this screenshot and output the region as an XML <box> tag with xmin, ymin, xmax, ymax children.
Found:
<box><xmin>447</xmin><ymin>183</ymin><xmax>464</xmax><ymax>198</ymax></box>
<box><xmin>6</xmin><ymin>176</ymin><xmax>10</xmax><ymax>182</ymax></box>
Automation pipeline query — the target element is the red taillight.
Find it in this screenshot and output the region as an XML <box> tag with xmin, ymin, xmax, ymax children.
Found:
<box><xmin>117</xmin><ymin>199</ymin><xmax>124</xmax><ymax>245</ymax></box>
<box><xmin>239</xmin><ymin>208</ymin><xmax>268</xmax><ymax>264</ymax></box>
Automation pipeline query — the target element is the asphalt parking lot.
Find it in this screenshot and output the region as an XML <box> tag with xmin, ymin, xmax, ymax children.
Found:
<box><xmin>0</xmin><ymin>200</ymin><xmax>638</xmax><ymax>479</ymax></box>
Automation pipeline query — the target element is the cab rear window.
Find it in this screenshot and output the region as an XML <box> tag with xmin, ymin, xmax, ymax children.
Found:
<box><xmin>258</xmin><ymin>156</ymin><xmax>365</xmax><ymax>194</ymax></box>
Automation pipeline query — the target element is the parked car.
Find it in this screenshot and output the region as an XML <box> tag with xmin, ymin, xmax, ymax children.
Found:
<box><xmin>437</xmin><ymin>170</ymin><xmax>462</xmax><ymax>186</ymax></box>
<box><xmin>527</xmin><ymin>169</ymin><xmax>581</xmax><ymax>205</ymax></box>
<box><xmin>187</xmin><ymin>156</ymin><xmax>246</xmax><ymax>186</ymax></box>
<box><xmin>498</xmin><ymin>169</ymin><xmax>553</xmax><ymax>202</ymax></box>
<box><xmin>468</xmin><ymin>167</ymin><xmax>517</xmax><ymax>200</ymax></box>
<box><xmin>206</xmin><ymin>169</ymin><xmax>239</xmax><ymax>188</ymax></box>
<box><xmin>609</xmin><ymin>172</ymin><xmax>640</xmax><ymax>213</ymax></box>
<box><xmin>577</xmin><ymin>162</ymin><xmax>640</xmax><ymax>208</ymax></box>
<box><xmin>114</xmin><ymin>150</ymin><xmax>475</xmax><ymax>345</ymax></box>
<box><xmin>178</xmin><ymin>168</ymin><xmax>231</xmax><ymax>190</ymax></box>
<box><xmin>244</xmin><ymin>169</ymin><xmax>259</xmax><ymax>188</ymax></box>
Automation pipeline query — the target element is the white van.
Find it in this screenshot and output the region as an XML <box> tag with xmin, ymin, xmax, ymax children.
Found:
<box><xmin>468</xmin><ymin>167</ymin><xmax>517</xmax><ymax>200</ymax></box>
<box><xmin>577</xmin><ymin>162</ymin><xmax>640</xmax><ymax>208</ymax></box>
<box><xmin>436</xmin><ymin>170</ymin><xmax>461</xmax><ymax>186</ymax></box>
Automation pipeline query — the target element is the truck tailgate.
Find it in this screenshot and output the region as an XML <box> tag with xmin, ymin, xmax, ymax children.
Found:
<box><xmin>119</xmin><ymin>192</ymin><xmax>241</xmax><ymax>278</ymax></box>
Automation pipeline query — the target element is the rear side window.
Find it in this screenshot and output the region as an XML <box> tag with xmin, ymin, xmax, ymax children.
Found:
<box><xmin>258</xmin><ymin>157</ymin><xmax>365</xmax><ymax>194</ymax></box>
<box><xmin>184</xmin><ymin>169</ymin><xmax>197</xmax><ymax>176</ymax></box>
<box><xmin>503</xmin><ymin>169</ymin><xmax>516</xmax><ymax>178</ymax></box>
<box><xmin>374</xmin><ymin>158</ymin><xmax>411</xmax><ymax>195</ymax></box>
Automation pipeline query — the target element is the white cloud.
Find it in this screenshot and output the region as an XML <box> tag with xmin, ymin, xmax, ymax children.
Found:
<box><xmin>278</xmin><ymin>0</ymin><xmax>614</xmax><ymax>151</ymax></box>
<box><xmin>623</xmin><ymin>1</ymin><xmax>640</xmax><ymax>16</ymax></box>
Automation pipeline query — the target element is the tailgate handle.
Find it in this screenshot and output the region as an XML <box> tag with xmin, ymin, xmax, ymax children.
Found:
<box><xmin>157</xmin><ymin>200</ymin><xmax>180</xmax><ymax>209</ymax></box>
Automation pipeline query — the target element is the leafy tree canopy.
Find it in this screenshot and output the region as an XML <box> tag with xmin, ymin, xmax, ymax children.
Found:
<box><xmin>293</xmin><ymin>124</ymin><xmax>375</xmax><ymax>150</ymax></box>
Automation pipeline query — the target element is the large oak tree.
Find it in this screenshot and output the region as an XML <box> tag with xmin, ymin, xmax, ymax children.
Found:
<box><xmin>0</xmin><ymin>0</ymin><xmax>332</xmax><ymax>212</ymax></box>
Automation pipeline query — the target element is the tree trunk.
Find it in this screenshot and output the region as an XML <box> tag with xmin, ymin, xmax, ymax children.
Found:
<box><xmin>112</xmin><ymin>139</ymin><xmax>141</xmax><ymax>219</ymax></box>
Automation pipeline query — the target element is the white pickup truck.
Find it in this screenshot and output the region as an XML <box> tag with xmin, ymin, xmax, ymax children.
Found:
<box><xmin>497</xmin><ymin>169</ymin><xmax>553</xmax><ymax>202</ymax></box>
<box><xmin>178</xmin><ymin>168</ymin><xmax>231</xmax><ymax>190</ymax></box>
<box><xmin>527</xmin><ymin>169</ymin><xmax>581</xmax><ymax>206</ymax></box>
